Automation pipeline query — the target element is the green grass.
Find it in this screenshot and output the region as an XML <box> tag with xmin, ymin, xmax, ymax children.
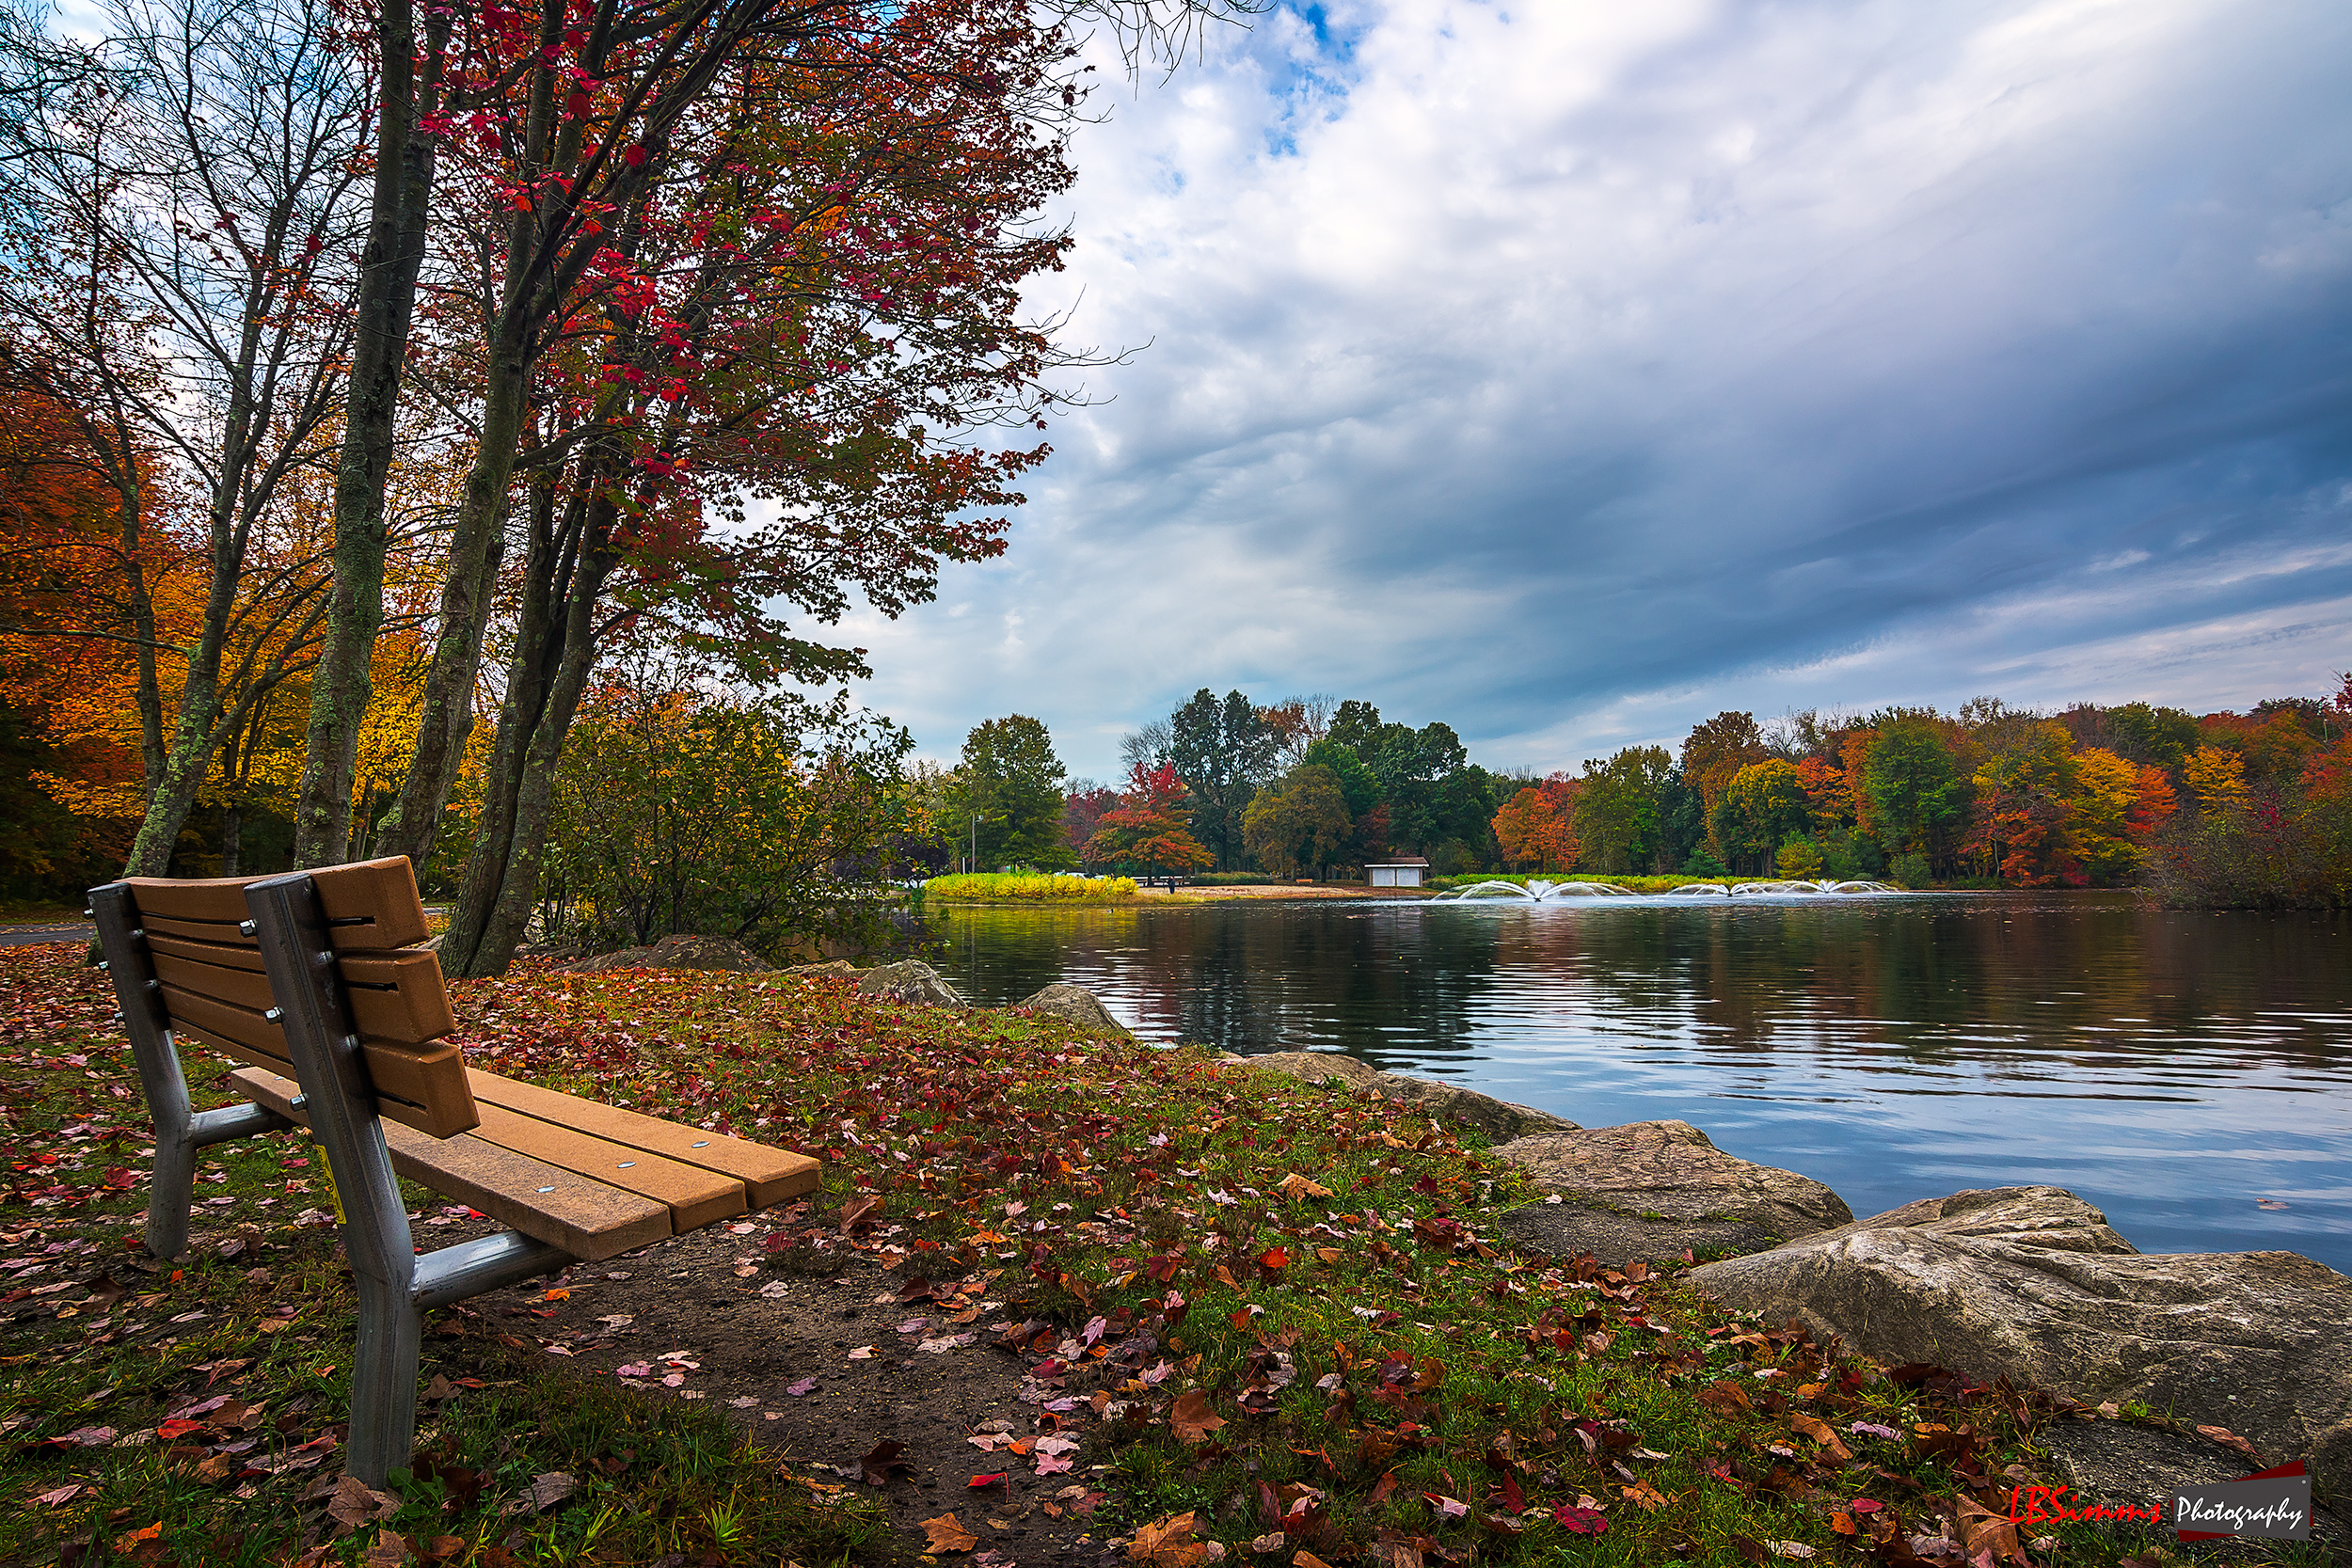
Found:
<box><xmin>922</xmin><ymin>872</ymin><xmax>1137</xmax><ymax>900</ymax></box>
<box><xmin>2</xmin><ymin>942</ymin><xmax>2243</xmax><ymax>1567</ymax></box>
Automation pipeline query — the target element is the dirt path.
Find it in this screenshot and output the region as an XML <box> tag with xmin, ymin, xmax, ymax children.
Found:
<box><xmin>468</xmin><ymin>1225</ymin><xmax>1127</xmax><ymax>1567</ymax></box>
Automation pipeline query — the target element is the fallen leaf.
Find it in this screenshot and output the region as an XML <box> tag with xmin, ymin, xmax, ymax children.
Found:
<box><xmin>34</xmin><ymin>1483</ymin><xmax>80</xmax><ymax>1506</ymax></box>
<box><xmin>500</xmin><ymin>1471</ymin><xmax>576</xmax><ymax>1516</ymax></box>
<box><xmin>1789</xmin><ymin>1413</ymin><xmax>1854</xmax><ymax>1463</ymax></box>
<box><xmin>920</xmin><ymin>1513</ymin><xmax>978</xmax><ymax>1553</ymax></box>
<box><xmin>858</xmin><ymin>1439</ymin><xmax>912</xmax><ymax>1485</ymax></box>
<box><xmin>1552</xmin><ymin>1503</ymin><xmax>1607</xmax><ymax>1535</ymax></box>
<box><xmin>1955</xmin><ymin>1496</ymin><xmax>2023</xmax><ymax>1563</ymax></box>
<box><xmin>785</xmin><ymin>1377</ymin><xmax>818</xmax><ymax>1396</ymax></box>
<box><xmin>1131</xmin><ymin>1511</ymin><xmax>1209</xmax><ymax>1568</ymax></box>
<box><xmin>1294</xmin><ymin>1554</ymin><xmax>1336</xmax><ymax>1568</ymax></box>
<box><xmin>1621</xmin><ymin>1480</ymin><xmax>1667</xmax><ymax>1513</ymax></box>
<box><xmin>1767</xmin><ymin>1542</ymin><xmax>1817</xmax><ymax>1559</ymax></box>
<box><xmin>329</xmin><ymin>1475</ymin><xmax>402</xmax><ymax>1530</ymax></box>
<box><xmin>848</xmin><ymin>1345</ymin><xmax>878</xmax><ymax>1359</ymax></box>
<box><xmin>1170</xmin><ymin>1387</ymin><xmax>1228</xmax><ymax>1444</ymax></box>
<box><xmin>1425</xmin><ymin>1494</ymin><xmax>1470</xmax><ymax>1519</ymax></box>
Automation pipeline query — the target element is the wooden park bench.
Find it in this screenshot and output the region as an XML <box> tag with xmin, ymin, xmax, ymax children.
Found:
<box><xmin>87</xmin><ymin>857</ymin><xmax>819</xmax><ymax>1484</ymax></box>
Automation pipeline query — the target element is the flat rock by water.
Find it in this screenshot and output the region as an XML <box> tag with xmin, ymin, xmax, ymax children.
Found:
<box><xmin>1014</xmin><ymin>982</ymin><xmax>1132</xmax><ymax>1037</ymax></box>
<box><xmin>855</xmin><ymin>959</ymin><xmax>964</xmax><ymax>1006</ymax></box>
<box><xmin>1491</xmin><ymin>1119</ymin><xmax>1855</xmax><ymax>1240</ymax></box>
<box><xmin>1244</xmin><ymin>1051</ymin><xmax>1579</xmax><ymax>1142</ymax></box>
<box><xmin>1687</xmin><ymin>1188</ymin><xmax>2352</xmax><ymax>1505</ymax></box>
<box><xmin>1499</xmin><ymin>1202</ymin><xmax>1785</xmax><ymax>1269</ymax></box>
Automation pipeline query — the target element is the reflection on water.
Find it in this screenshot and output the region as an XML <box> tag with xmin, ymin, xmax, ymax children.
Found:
<box><xmin>928</xmin><ymin>892</ymin><xmax>2352</xmax><ymax>1273</ymax></box>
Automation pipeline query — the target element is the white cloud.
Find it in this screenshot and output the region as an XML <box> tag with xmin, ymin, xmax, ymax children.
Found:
<box><xmin>837</xmin><ymin>0</ymin><xmax>2352</xmax><ymax>775</ymax></box>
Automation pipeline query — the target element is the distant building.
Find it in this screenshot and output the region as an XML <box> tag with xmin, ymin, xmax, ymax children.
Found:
<box><xmin>1365</xmin><ymin>857</ymin><xmax>1430</xmax><ymax>888</ymax></box>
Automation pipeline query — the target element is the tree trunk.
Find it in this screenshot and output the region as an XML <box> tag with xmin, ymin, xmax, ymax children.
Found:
<box><xmin>371</xmin><ymin>371</ymin><xmax>532</xmax><ymax>871</ymax></box>
<box><xmin>437</xmin><ymin>475</ymin><xmax>590</xmax><ymax>975</ymax></box>
<box><xmin>290</xmin><ymin>1</ymin><xmax>445</xmax><ymax>868</ymax></box>
<box><xmin>221</xmin><ymin>802</ymin><xmax>243</xmax><ymax>878</ymax></box>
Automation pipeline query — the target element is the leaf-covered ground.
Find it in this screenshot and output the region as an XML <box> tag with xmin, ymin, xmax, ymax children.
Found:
<box><xmin>0</xmin><ymin>941</ymin><xmax>2275</xmax><ymax>1567</ymax></box>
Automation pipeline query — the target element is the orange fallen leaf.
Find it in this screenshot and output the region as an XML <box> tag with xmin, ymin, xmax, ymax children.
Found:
<box><xmin>919</xmin><ymin>1513</ymin><xmax>978</xmax><ymax>1554</ymax></box>
<box><xmin>1621</xmin><ymin>1480</ymin><xmax>1668</xmax><ymax>1513</ymax></box>
<box><xmin>1131</xmin><ymin>1511</ymin><xmax>1208</xmax><ymax>1568</ymax></box>
<box><xmin>1789</xmin><ymin>1413</ymin><xmax>1853</xmax><ymax>1463</ymax></box>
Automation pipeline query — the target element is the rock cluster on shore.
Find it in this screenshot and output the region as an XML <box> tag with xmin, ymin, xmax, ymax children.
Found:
<box><xmin>1231</xmin><ymin>1046</ymin><xmax>2350</xmax><ymax>1506</ymax></box>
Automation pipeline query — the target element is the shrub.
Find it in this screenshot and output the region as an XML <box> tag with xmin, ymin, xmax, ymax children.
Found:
<box><xmin>924</xmin><ymin>872</ymin><xmax>1138</xmax><ymax>900</ymax></box>
<box><xmin>1888</xmin><ymin>851</ymin><xmax>1933</xmax><ymax>888</ymax></box>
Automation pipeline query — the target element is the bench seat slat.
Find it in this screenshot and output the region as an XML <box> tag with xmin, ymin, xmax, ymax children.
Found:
<box><xmin>466</xmin><ymin>1103</ymin><xmax>747</xmax><ymax>1231</ymax></box>
<box><xmin>229</xmin><ymin>1069</ymin><xmax>671</xmax><ymax>1260</ymax></box>
<box><xmin>467</xmin><ymin>1069</ymin><xmax>818</xmax><ymax>1207</ymax></box>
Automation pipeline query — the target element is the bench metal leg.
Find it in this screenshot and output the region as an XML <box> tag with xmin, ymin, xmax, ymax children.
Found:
<box><xmin>349</xmin><ymin>1273</ymin><xmax>422</xmax><ymax>1487</ymax></box>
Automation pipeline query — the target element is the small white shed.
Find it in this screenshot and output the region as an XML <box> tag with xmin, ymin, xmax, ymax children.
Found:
<box><xmin>1365</xmin><ymin>857</ymin><xmax>1430</xmax><ymax>888</ymax></box>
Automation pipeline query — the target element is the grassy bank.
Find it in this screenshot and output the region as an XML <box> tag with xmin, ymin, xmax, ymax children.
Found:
<box><xmin>4</xmin><ymin>942</ymin><xmax>2203</xmax><ymax>1566</ymax></box>
<box><xmin>923</xmin><ymin>872</ymin><xmax>1138</xmax><ymax>901</ymax></box>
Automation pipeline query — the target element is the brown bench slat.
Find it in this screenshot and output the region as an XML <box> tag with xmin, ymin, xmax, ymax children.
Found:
<box><xmin>171</xmin><ymin>1018</ymin><xmax>294</xmax><ymax>1075</ymax></box>
<box><xmin>153</xmin><ymin>936</ymin><xmax>453</xmax><ymax>1046</ymax></box>
<box><xmin>337</xmin><ymin>951</ymin><xmax>456</xmax><ymax>1043</ymax></box>
<box><xmin>230</xmin><ymin>1068</ymin><xmax>670</xmax><ymax>1260</ymax></box>
<box><xmin>147</xmin><ymin>930</ymin><xmax>267</xmax><ymax>974</ymax></box>
<box><xmin>467</xmin><ymin>1069</ymin><xmax>818</xmax><ymax>1207</ymax></box>
<box><xmin>168</xmin><ymin>1012</ymin><xmax>475</xmax><ymax>1138</ymax></box>
<box><xmin>143</xmin><ymin>912</ymin><xmax>259</xmax><ymax>947</ymax></box>
<box><xmin>163</xmin><ymin>983</ymin><xmax>288</xmax><ymax>1059</ymax></box>
<box><xmin>358</xmin><ymin>1041</ymin><xmax>481</xmax><ymax>1138</ymax></box>
<box><xmin>153</xmin><ymin>949</ymin><xmax>277</xmax><ymax>1012</ymax></box>
<box><xmin>124</xmin><ymin>857</ymin><xmax>429</xmax><ymax>952</ymax></box>
<box><xmin>465</xmin><ymin>1103</ymin><xmax>746</xmax><ymax>1231</ymax></box>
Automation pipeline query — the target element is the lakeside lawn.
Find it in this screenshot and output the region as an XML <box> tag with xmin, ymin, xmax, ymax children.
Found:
<box><xmin>3</xmin><ymin>942</ymin><xmax>2176</xmax><ymax>1567</ymax></box>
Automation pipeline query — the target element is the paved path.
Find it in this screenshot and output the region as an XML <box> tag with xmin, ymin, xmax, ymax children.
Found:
<box><xmin>0</xmin><ymin>923</ymin><xmax>92</xmax><ymax>948</ymax></box>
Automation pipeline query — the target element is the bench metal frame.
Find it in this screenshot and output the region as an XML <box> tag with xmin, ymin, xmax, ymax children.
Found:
<box><xmin>92</xmin><ymin>872</ymin><xmax>573</xmax><ymax>1483</ymax></box>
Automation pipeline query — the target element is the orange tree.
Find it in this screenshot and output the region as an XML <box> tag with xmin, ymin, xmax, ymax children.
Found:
<box><xmin>1085</xmin><ymin>761</ymin><xmax>1214</xmax><ymax>878</ymax></box>
<box><xmin>1491</xmin><ymin>777</ymin><xmax>1578</xmax><ymax>870</ymax></box>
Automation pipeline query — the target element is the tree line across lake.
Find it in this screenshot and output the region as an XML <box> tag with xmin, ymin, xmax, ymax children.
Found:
<box><xmin>932</xmin><ymin>681</ymin><xmax>2352</xmax><ymax>907</ymax></box>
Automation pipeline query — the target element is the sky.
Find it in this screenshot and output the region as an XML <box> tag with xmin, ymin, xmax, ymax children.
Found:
<box><xmin>829</xmin><ymin>0</ymin><xmax>2352</xmax><ymax>782</ymax></box>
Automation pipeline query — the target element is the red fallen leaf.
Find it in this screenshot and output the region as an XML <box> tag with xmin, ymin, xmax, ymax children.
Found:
<box><xmin>1258</xmin><ymin>1246</ymin><xmax>1289</xmax><ymax>1272</ymax></box>
<box><xmin>1493</xmin><ymin>1470</ymin><xmax>1526</xmax><ymax>1515</ymax></box>
<box><xmin>1849</xmin><ymin>1498</ymin><xmax>1885</xmax><ymax>1513</ymax></box>
<box><xmin>156</xmin><ymin>1418</ymin><xmax>207</xmax><ymax>1440</ymax></box>
<box><xmin>968</xmin><ymin>1472</ymin><xmax>1009</xmax><ymax>1489</ymax></box>
<box><xmin>1366</xmin><ymin>1467</ymin><xmax>1399</xmax><ymax>1506</ymax></box>
<box><xmin>895</xmin><ymin>1275</ymin><xmax>937</xmax><ymax>1304</ymax></box>
<box><xmin>1552</xmin><ymin>1505</ymin><xmax>1607</xmax><ymax>1535</ymax></box>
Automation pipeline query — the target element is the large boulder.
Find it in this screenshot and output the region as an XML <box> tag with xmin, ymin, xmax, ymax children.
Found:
<box><xmin>1687</xmin><ymin>1188</ymin><xmax>2352</xmax><ymax>1503</ymax></box>
<box><xmin>1492</xmin><ymin>1120</ymin><xmax>1854</xmax><ymax>1240</ymax></box>
<box><xmin>1246</xmin><ymin>1051</ymin><xmax>1579</xmax><ymax>1143</ymax></box>
<box><xmin>1015</xmin><ymin>983</ymin><xmax>1132</xmax><ymax>1038</ymax></box>
<box><xmin>563</xmin><ymin>933</ymin><xmax>774</xmax><ymax>974</ymax></box>
<box><xmin>856</xmin><ymin>959</ymin><xmax>963</xmax><ymax>1006</ymax></box>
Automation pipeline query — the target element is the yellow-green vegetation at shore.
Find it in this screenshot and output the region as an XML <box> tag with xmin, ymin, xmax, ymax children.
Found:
<box><xmin>3</xmin><ymin>942</ymin><xmax>2173</xmax><ymax>1567</ymax></box>
<box><xmin>924</xmin><ymin>871</ymin><xmax>1138</xmax><ymax>900</ymax></box>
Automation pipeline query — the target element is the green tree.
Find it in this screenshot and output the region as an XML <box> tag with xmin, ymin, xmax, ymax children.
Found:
<box><xmin>1169</xmin><ymin>689</ymin><xmax>1277</xmax><ymax>868</ymax></box>
<box><xmin>1304</xmin><ymin>736</ymin><xmax>1381</xmax><ymax>817</ymax></box>
<box><xmin>1573</xmin><ymin>746</ymin><xmax>1672</xmax><ymax>872</ymax></box>
<box><xmin>1862</xmin><ymin>721</ymin><xmax>1972</xmax><ymax>871</ymax></box>
<box><xmin>1241</xmin><ymin>765</ymin><xmax>1352</xmax><ymax>878</ymax></box>
<box><xmin>2106</xmin><ymin>703</ymin><xmax>2201</xmax><ymax>769</ymax></box>
<box><xmin>952</xmin><ymin>714</ymin><xmax>1071</xmax><ymax>870</ymax></box>
<box><xmin>545</xmin><ymin>680</ymin><xmax>921</xmax><ymax>957</ymax></box>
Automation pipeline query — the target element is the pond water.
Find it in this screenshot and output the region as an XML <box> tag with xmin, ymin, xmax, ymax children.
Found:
<box><xmin>925</xmin><ymin>891</ymin><xmax>2352</xmax><ymax>1273</ymax></box>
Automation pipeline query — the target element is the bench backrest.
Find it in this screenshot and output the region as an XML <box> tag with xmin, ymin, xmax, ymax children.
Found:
<box><xmin>107</xmin><ymin>857</ymin><xmax>480</xmax><ymax>1139</ymax></box>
